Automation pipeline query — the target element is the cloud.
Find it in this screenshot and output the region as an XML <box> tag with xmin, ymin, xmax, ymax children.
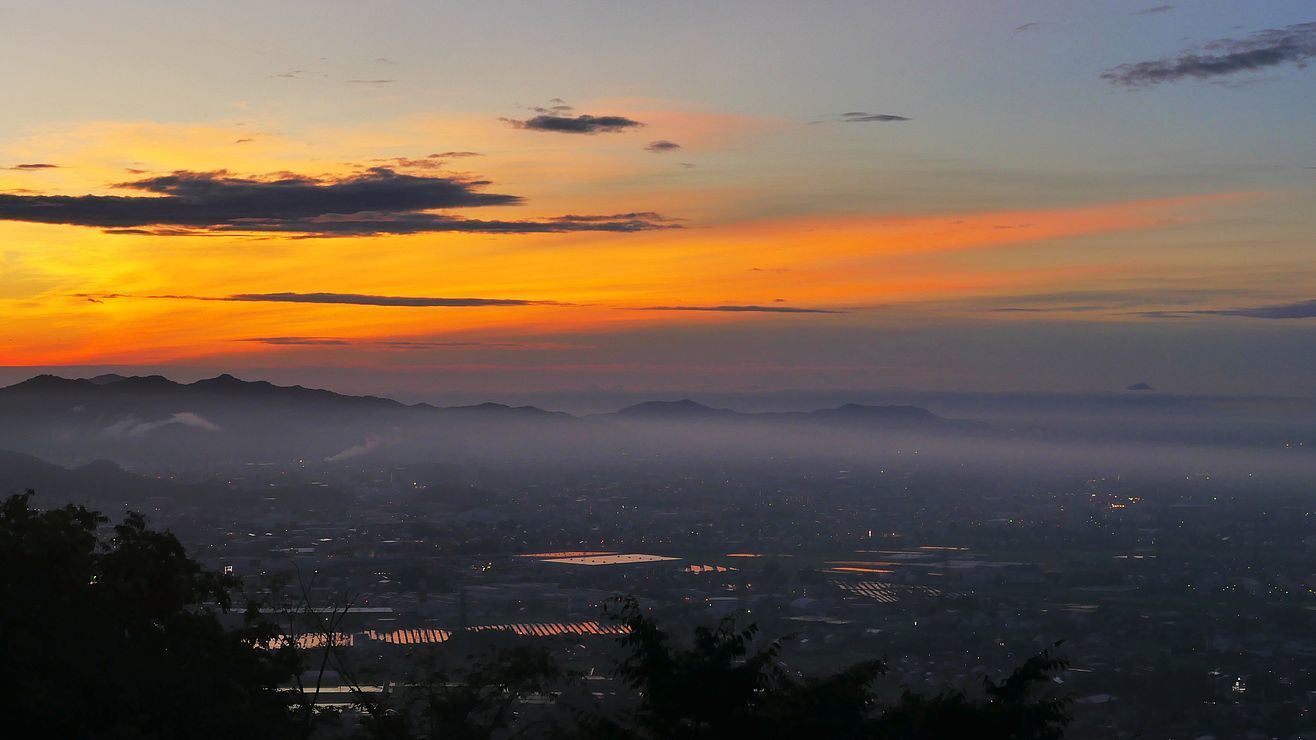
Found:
<box><xmin>348</xmin><ymin>79</ymin><xmax>395</xmax><ymax>85</ymax></box>
<box><xmin>6</xmin><ymin>163</ymin><xmax>59</xmax><ymax>170</ymax></box>
<box><xmin>1015</xmin><ymin>22</ymin><xmax>1040</xmax><ymax>33</ymax></box>
<box><xmin>1132</xmin><ymin>299</ymin><xmax>1316</xmax><ymax>319</ymax></box>
<box><xmin>237</xmin><ymin>336</ymin><xmax>350</xmax><ymax>346</ymax></box>
<box><xmin>645</xmin><ymin>140</ymin><xmax>682</xmax><ymax>153</ymax></box>
<box><xmin>503</xmin><ymin>113</ymin><xmax>644</xmax><ymax>134</ymax></box>
<box><xmin>634</xmin><ymin>305</ymin><xmax>843</xmax><ymax>314</ymax></box>
<box><xmin>236</xmin><ymin>336</ymin><xmax>580</xmax><ymax>350</ymax></box>
<box><xmin>1133</xmin><ymin>5</ymin><xmax>1174</xmax><ymax>15</ymax></box>
<box><xmin>1192</xmin><ymin>299</ymin><xmax>1316</xmax><ymax>319</ymax></box>
<box><xmin>148</xmin><ymin>292</ymin><xmax>570</xmax><ymax>307</ymax></box>
<box><xmin>325</xmin><ymin>434</ymin><xmax>390</xmax><ymax>462</ymax></box>
<box><xmin>0</xmin><ymin>167</ymin><xmax>675</xmax><ymax>236</ymax></box>
<box><xmin>990</xmin><ymin>306</ymin><xmax>1106</xmax><ymax>313</ymax></box>
<box><xmin>1126</xmin><ymin>382</ymin><xmax>1156</xmax><ymax>391</ymax></box>
<box><xmin>839</xmin><ymin>112</ymin><xmax>911</xmax><ymax>123</ymax></box>
<box><xmin>1101</xmin><ymin>21</ymin><xmax>1316</xmax><ymax>86</ymax></box>
<box><xmin>104</xmin><ymin>412</ymin><xmax>221</xmax><ymax>437</ymax></box>
<box><xmin>371</xmin><ymin>152</ymin><xmax>483</xmax><ymax>170</ymax></box>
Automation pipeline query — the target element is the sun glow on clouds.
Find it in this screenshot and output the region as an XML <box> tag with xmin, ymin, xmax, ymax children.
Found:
<box><xmin>0</xmin><ymin>113</ymin><xmax>1266</xmax><ymax>369</ymax></box>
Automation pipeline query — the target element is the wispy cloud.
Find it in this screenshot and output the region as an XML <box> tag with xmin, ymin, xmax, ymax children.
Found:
<box><xmin>236</xmin><ymin>336</ymin><xmax>350</xmax><ymax>346</ymax></box>
<box><xmin>633</xmin><ymin>304</ymin><xmax>843</xmax><ymax>314</ymax></box>
<box><xmin>1014</xmin><ymin>22</ymin><xmax>1040</xmax><ymax>33</ymax></box>
<box><xmin>1191</xmin><ymin>299</ymin><xmax>1316</xmax><ymax>319</ymax></box>
<box><xmin>1133</xmin><ymin>5</ymin><xmax>1174</xmax><ymax>15</ymax></box>
<box><xmin>1102</xmin><ymin>21</ymin><xmax>1316</xmax><ymax>86</ymax></box>
<box><xmin>5</xmin><ymin>163</ymin><xmax>59</xmax><ymax>170</ymax></box>
<box><xmin>104</xmin><ymin>412</ymin><xmax>221</xmax><ymax>437</ymax></box>
<box><xmin>152</xmin><ymin>292</ymin><xmax>570</xmax><ymax>307</ymax></box>
<box><xmin>237</xmin><ymin>336</ymin><xmax>581</xmax><ymax>350</ymax></box>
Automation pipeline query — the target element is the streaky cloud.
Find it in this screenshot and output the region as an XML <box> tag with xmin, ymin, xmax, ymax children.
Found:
<box><xmin>1133</xmin><ymin>299</ymin><xmax>1316</xmax><ymax>319</ymax></box>
<box><xmin>1192</xmin><ymin>299</ymin><xmax>1316</xmax><ymax>319</ymax></box>
<box><xmin>1102</xmin><ymin>21</ymin><xmax>1316</xmax><ymax>86</ymax></box>
<box><xmin>235</xmin><ymin>336</ymin><xmax>580</xmax><ymax>350</ymax></box>
<box><xmin>151</xmin><ymin>292</ymin><xmax>571</xmax><ymax>308</ymax></box>
<box><xmin>236</xmin><ymin>336</ymin><xmax>351</xmax><ymax>346</ymax></box>
<box><xmin>634</xmin><ymin>304</ymin><xmax>843</xmax><ymax>314</ymax></box>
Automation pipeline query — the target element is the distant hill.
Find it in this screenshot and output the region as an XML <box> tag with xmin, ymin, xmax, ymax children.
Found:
<box><xmin>0</xmin><ymin>373</ymin><xmax>984</xmax><ymax>470</ymax></box>
<box><xmin>0</xmin><ymin>449</ymin><xmax>197</xmax><ymax>507</ymax></box>
<box><xmin>603</xmin><ymin>399</ymin><xmax>978</xmax><ymax>430</ymax></box>
<box><xmin>607</xmin><ymin>399</ymin><xmax>739</xmax><ymax>420</ymax></box>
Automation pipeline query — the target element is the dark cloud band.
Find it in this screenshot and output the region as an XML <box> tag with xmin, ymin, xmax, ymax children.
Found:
<box><xmin>634</xmin><ymin>305</ymin><xmax>843</xmax><ymax>314</ymax></box>
<box><xmin>1134</xmin><ymin>299</ymin><xmax>1316</xmax><ymax>320</ymax></box>
<box><xmin>0</xmin><ymin>167</ymin><xmax>674</xmax><ymax>236</ymax></box>
<box><xmin>79</xmin><ymin>291</ymin><xmax>569</xmax><ymax>308</ymax></box>
<box><xmin>1192</xmin><ymin>299</ymin><xmax>1316</xmax><ymax>319</ymax></box>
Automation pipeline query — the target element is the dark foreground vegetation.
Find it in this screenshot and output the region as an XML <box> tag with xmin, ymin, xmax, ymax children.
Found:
<box><xmin>0</xmin><ymin>492</ymin><xmax>1071</xmax><ymax>739</ymax></box>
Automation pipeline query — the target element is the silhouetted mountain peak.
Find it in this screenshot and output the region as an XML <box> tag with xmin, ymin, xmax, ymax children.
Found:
<box><xmin>443</xmin><ymin>401</ymin><xmax>569</xmax><ymax>419</ymax></box>
<box><xmin>819</xmin><ymin>403</ymin><xmax>938</xmax><ymax>419</ymax></box>
<box><xmin>5</xmin><ymin>374</ymin><xmax>90</xmax><ymax>392</ymax></box>
<box><xmin>86</xmin><ymin>373</ymin><xmax>128</xmax><ymax>385</ymax></box>
<box><xmin>611</xmin><ymin>399</ymin><xmax>737</xmax><ymax>419</ymax></box>
<box><xmin>112</xmin><ymin>375</ymin><xmax>180</xmax><ymax>392</ymax></box>
<box><xmin>192</xmin><ymin>374</ymin><xmax>262</xmax><ymax>390</ymax></box>
<box><xmin>75</xmin><ymin>459</ymin><xmax>127</xmax><ymax>476</ymax></box>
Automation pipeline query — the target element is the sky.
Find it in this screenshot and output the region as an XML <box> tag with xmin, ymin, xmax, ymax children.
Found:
<box><xmin>1</xmin><ymin>0</ymin><xmax>1313</xmax><ymax>400</ymax></box>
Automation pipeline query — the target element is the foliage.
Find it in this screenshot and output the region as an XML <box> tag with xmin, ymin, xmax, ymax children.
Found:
<box><xmin>362</xmin><ymin>645</ymin><xmax>565</xmax><ymax>740</ymax></box>
<box><xmin>579</xmin><ymin>597</ymin><xmax>1070</xmax><ymax>740</ymax></box>
<box><xmin>0</xmin><ymin>491</ymin><xmax>299</xmax><ymax>739</ymax></box>
<box><xmin>1</xmin><ymin>491</ymin><xmax>1070</xmax><ymax>739</ymax></box>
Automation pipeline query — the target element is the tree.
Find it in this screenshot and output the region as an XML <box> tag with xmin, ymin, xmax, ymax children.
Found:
<box><xmin>582</xmin><ymin>597</ymin><xmax>1069</xmax><ymax>740</ymax></box>
<box><xmin>0</xmin><ymin>491</ymin><xmax>300</xmax><ymax>739</ymax></box>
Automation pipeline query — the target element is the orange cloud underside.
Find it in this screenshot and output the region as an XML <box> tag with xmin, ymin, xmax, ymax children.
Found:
<box><xmin>0</xmin><ymin>189</ymin><xmax>1246</xmax><ymax>366</ymax></box>
<box><xmin>0</xmin><ymin>112</ymin><xmax>1253</xmax><ymax>366</ymax></box>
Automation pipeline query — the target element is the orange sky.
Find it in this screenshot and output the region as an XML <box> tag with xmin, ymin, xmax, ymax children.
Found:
<box><xmin>1</xmin><ymin>3</ymin><xmax>1313</xmax><ymax>397</ymax></box>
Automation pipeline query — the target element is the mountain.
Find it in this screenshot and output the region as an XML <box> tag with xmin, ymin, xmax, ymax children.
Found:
<box><xmin>603</xmin><ymin>399</ymin><xmax>976</xmax><ymax>430</ymax></box>
<box><xmin>0</xmin><ymin>373</ymin><xmax>574</xmax><ymax>468</ymax></box>
<box><xmin>0</xmin><ymin>373</ymin><xmax>984</xmax><ymax>470</ymax></box>
<box><xmin>0</xmin><ymin>449</ymin><xmax>197</xmax><ymax>506</ymax></box>
<box><xmin>607</xmin><ymin>399</ymin><xmax>739</xmax><ymax>420</ymax></box>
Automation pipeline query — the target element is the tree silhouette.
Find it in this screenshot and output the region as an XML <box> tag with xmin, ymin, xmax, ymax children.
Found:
<box><xmin>0</xmin><ymin>491</ymin><xmax>299</xmax><ymax>739</ymax></box>
<box><xmin>2</xmin><ymin>491</ymin><xmax>1070</xmax><ymax>739</ymax></box>
<box><xmin>579</xmin><ymin>597</ymin><xmax>1069</xmax><ymax>740</ymax></box>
